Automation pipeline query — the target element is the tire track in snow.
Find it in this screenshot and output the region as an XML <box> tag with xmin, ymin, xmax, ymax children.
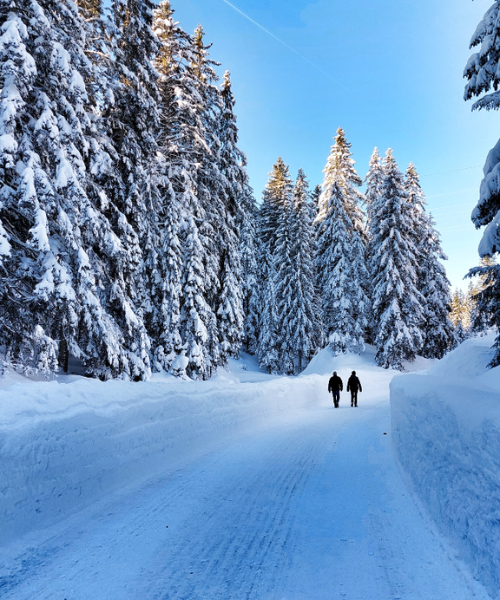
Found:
<box><xmin>150</xmin><ymin>429</ymin><xmax>326</xmax><ymax>600</ymax></box>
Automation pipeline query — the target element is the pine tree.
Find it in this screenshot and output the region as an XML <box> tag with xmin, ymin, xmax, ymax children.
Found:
<box><xmin>464</xmin><ymin>2</ymin><xmax>500</xmax><ymax>366</ymax></box>
<box><xmin>468</xmin><ymin>257</ymin><xmax>497</xmax><ymax>334</ymax></box>
<box><xmin>315</xmin><ymin>127</ymin><xmax>366</xmax><ymax>241</ymax></box>
<box><xmin>238</xmin><ymin>193</ymin><xmax>260</xmax><ymax>354</ymax></box>
<box><xmin>309</xmin><ymin>184</ymin><xmax>321</xmax><ymax>222</ymax></box>
<box><xmin>257</xmin><ymin>158</ymin><xmax>293</xmax><ymax>373</ymax></box>
<box><xmin>153</xmin><ymin>5</ymin><xmax>219</xmax><ymax>376</ymax></box>
<box><xmin>287</xmin><ymin>169</ymin><xmax>322</xmax><ymax>372</ymax></box>
<box><xmin>371</xmin><ymin>150</ymin><xmax>425</xmax><ymax>369</ymax></box>
<box><xmin>365</xmin><ymin>147</ymin><xmax>385</xmax><ymax>230</ymax></box>
<box><xmin>179</xmin><ymin>215</ymin><xmax>214</xmax><ymax>379</ymax></box>
<box><xmin>316</xmin><ymin>183</ymin><xmax>367</xmax><ymax>355</ymax></box>
<box><xmin>274</xmin><ymin>192</ymin><xmax>296</xmax><ymax>374</ymax></box>
<box><xmin>215</xmin><ymin>70</ymin><xmax>246</xmax><ymax>363</ymax></box>
<box><xmin>404</xmin><ymin>164</ymin><xmax>454</xmax><ymax>358</ymax></box>
<box><xmin>0</xmin><ymin>0</ymin><xmax>149</xmax><ymax>378</ymax></box>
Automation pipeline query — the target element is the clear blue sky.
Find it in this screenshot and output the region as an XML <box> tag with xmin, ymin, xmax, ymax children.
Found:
<box><xmin>173</xmin><ymin>0</ymin><xmax>497</xmax><ymax>291</ymax></box>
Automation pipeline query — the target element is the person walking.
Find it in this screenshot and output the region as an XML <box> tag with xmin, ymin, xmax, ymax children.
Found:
<box><xmin>347</xmin><ymin>371</ymin><xmax>362</xmax><ymax>407</ymax></box>
<box><xmin>328</xmin><ymin>371</ymin><xmax>343</xmax><ymax>408</ymax></box>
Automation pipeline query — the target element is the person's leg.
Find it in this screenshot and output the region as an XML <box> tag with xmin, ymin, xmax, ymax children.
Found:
<box><xmin>334</xmin><ymin>391</ymin><xmax>340</xmax><ymax>407</ymax></box>
<box><xmin>354</xmin><ymin>390</ymin><xmax>358</xmax><ymax>407</ymax></box>
<box><xmin>351</xmin><ymin>391</ymin><xmax>355</xmax><ymax>406</ymax></box>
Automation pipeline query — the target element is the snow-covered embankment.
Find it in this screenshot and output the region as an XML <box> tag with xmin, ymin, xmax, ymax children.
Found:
<box><xmin>0</xmin><ymin>357</ymin><xmax>323</xmax><ymax>549</ymax></box>
<box><xmin>391</xmin><ymin>334</ymin><xmax>500</xmax><ymax>597</ymax></box>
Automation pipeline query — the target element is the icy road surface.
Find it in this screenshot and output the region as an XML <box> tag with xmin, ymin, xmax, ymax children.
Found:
<box><xmin>1</xmin><ymin>370</ymin><xmax>491</xmax><ymax>600</ymax></box>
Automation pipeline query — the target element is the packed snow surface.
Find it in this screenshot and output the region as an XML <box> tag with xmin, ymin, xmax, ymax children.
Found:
<box><xmin>391</xmin><ymin>333</ymin><xmax>500</xmax><ymax>598</ymax></box>
<box><xmin>0</xmin><ymin>346</ymin><xmax>493</xmax><ymax>599</ymax></box>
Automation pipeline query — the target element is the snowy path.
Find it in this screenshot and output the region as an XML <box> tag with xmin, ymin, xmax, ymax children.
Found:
<box><xmin>0</xmin><ymin>373</ymin><xmax>491</xmax><ymax>600</ymax></box>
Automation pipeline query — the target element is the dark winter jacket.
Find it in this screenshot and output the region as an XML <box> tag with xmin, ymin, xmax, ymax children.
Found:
<box><xmin>347</xmin><ymin>375</ymin><xmax>362</xmax><ymax>393</ymax></box>
<box><xmin>328</xmin><ymin>375</ymin><xmax>343</xmax><ymax>392</ymax></box>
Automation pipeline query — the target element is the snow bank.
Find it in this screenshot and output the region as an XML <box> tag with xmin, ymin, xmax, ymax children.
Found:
<box><xmin>391</xmin><ymin>334</ymin><xmax>500</xmax><ymax>597</ymax></box>
<box><xmin>0</xmin><ymin>356</ymin><xmax>325</xmax><ymax>549</ymax></box>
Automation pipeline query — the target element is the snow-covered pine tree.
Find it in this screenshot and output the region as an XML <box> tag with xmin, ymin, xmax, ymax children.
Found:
<box><xmin>364</xmin><ymin>147</ymin><xmax>385</xmax><ymax>342</ymax></box>
<box><xmin>274</xmin><ymin>192</ymin><xmax>296</xmax><ymax>374</ymax></box>
<box><xmin>151</xmin><ymin>1</ymin><xmax>192</xmax><ymax>372</ymax></box>
<box><xmin>365</xmin><ymin>147</ymin><xmax>385</xmax><ymax>243</ymax></box>
<box><xmin>371</xmin><ymin>150</ymin><xmax>425</xmax><ymax>370</ymax></box>
<box><xmin>178</xmin><ymin>214</ymin><xmax>214</xmax><ymax>379</ymax></box>
<box><xmin>104</xmin><ymin>0</ymin><xmax>168</xmax><ymax>378</ymax></box>
<box><xmin>257</xmin><ymin>158</ymin><xmax>293</xmax><ymax>373</ymax></box>
<box><xmin>238</xmin><ymin>192</ymin><xmax>260</xmax><ymax>355</ymax></box>
<box><xmin>316</xmin><ymin>182</ymin><xmax>367</xmax><ymax>355</ymax></box>
<box><xmin>0</xmin><ymin>0</ymin><xmax>147</xmax><ymax>378</ymax></box>
<box><xmin>309</xmin><ymin>184</ymin><xmax>321</xmax><ymax>222</ymax></box>
<box><xmin>189</xmin><ymin>25</ymin><xmax>224</xmax><ymax>351</ymax></box>
<box><xmin>153</xmin><ymin>5</ymin><xmax>218</xmax><ymax>377</ymax></box>
<box><xmin>405</xmin><ymin>164</ymin><xmax>454</xmax><ymax>358</ymax></box>
<box><xmin>214</xmin><ymin>70</ymin><xmax>246</xmax><ymax>363</ymax></box>
<box><xmin>469</xmin><ymin>257</ymin><xmax>496</xmax><ymax>334</ymax></box>
<box><xmin>350</xmin><ymin>230</ymin><xmax>370</xmax><ymax>348</ymax></box>
<box><xmin>463</xmin><ymin>1</ymin><xmax>500</xmax><ymax>365</ymax></box>
<box><xmin>286</xmin><ymin>169</ymin><xmax>322</xmax><ymax>372</ymax></box>
<box><xmin>315</xmin><ymin>127</ymin><xmax>366</xmax><ymax>241</ymax></box>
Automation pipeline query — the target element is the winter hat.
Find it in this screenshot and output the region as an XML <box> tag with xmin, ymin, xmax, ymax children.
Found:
<box><xmin>333</xmin><ymin>371</ymin><xmax>337</xmax><ymax>375</ymax></box>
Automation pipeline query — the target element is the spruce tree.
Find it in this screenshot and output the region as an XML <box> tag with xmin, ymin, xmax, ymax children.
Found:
<box><xmin>371</xmin><ymin>150</ymin><xmax>425</xmax><ymax>369</ymax></box>
<box><xmin>257</xmin><ymin>158</ymin><xmax>293</xmax><ymax>373</ymax></box>
<box><xmin>288</xmin><ymin>170</ymin><xmax>322</xmax><ymax>371</ymax></box>
<box><xmin>316</xmin><ymin>127</ymin><xmax>366</xmax><ymax>241</ymax></box>
<box><xmin>316</xmin><ymin>183</ymin><xmax>367</xmax><ymax>355</ymax></box>
<box><xmin>274</xmin><ymin>193</ymin><xmax>296</xmax><ymax>374</ymax></box>
<box><xmin>405</xmin><ymin>164</ymin><xmax>454</xmax><ymax>359</ymax></box>
<box><xmin>0</xmin><ymin>0</ymin><xmax>148</xmax><ymax>378</ymax></box>
<box><xmin>365</xmin><ymin>147</ymin><xmax>385</xmax><ymax>230</ymax></box>
<box><xmin>464</xmin><ymin>1</ymin><xmax>500</xmax><ymax>365</ymax></box>
<box><xmin>153</xmin><ymin>6</ymin><xmax>219</xmax><ymax>376</ymax></box>
<box><xmin>238</xmin><ymin>194</ymin><xmax>260</xmax><ymax>355</ymax></box>
<box><xmin>309</xmin><ymin>184</ymin><xmax>321</xmax><ymax>222</ymax></box>
<box><xmin>215</xmin><ymin>71</ymin><xmax>245</xmax><ymax>363</ymax></box>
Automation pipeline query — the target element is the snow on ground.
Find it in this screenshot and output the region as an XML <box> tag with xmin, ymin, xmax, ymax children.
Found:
<box><xmin>391</xmin><ymin>333</ymin><xmax>500</xmax><ymax>598</ymax></box>
<box><xmin>0</xmin><ymin>345</ymin><xmax>494</xmax><ymax>599</ymax></box>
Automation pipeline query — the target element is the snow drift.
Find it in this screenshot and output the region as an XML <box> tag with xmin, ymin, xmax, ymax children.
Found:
<box><xmin>0</xmin><ymin>355</ymin><xmax>325</xmax><ymax>549</ymax></box>
<box><xmin>391</xmin><ymin>334</ymin><xmax>500</xmax><ymax>597</ymax></box>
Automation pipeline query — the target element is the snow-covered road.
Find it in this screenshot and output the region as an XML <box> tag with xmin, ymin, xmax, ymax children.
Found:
<box><xmin>0</xmin><ymin>366</ymin><xmax>491</xmax><ymax>600</ymax></box>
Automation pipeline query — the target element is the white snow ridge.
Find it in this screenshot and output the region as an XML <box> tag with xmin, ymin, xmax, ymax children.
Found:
<box><xmin>0</xmin><ymin>343</ymin><xmax>497</xmax><ymax>599</ymax></box>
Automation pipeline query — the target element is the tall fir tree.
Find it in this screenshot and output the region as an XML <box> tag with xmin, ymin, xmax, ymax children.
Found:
<box><xmin>238</xmin><ymin>193</ymin><xmax>260</xmax><ymax>355</ymax></box>
<box><xmin>0</xmin><ymin>0</ymin><xmax>151</xmax><ymax>378</ymax></box>
<box><xmin>257</xmin><ymin>158</ymin><xmax>293</xmax><ymax>373</ymax></box>
<box><xmin>371</xmin><ymin>150</ymin><xmax>425</xmax><ymax>369</ymax></box>
<box><xmin>274</xmin><ymin>192</ymin><xmax>296</xmax><ymax>374</ymax></box>
<box><xmin>405</xmin><ymin>164</ymin><xmax>454</xmax><ymax>359</ymax></box>
<box><xmin>365</xmin><ymin>147</ymin><xmax>385</xmax><ymax>230</ymax></box>
<box><xmin>288</xmin><ymin>170</ymin><xmax>322</xmax><ymax>372</ymax></box>
<box><xmin>215</xmin><ymin>70</ymin><xmax>245</xmax><ymax>363</ymax></box>
<box><xmin>316</xmin><ymin>183</ymin><xmax>367</xmax><ymax>355</ymax></box>
<box><xmin>309</xmin><ymin>184</ymin><xmax>321</xmax><ymax>222</ymax></box>
<box><xmin>315</xmin><ymin>127</ymin><xmax>366</xmax><ymax>241</ymax></box>
<box><xmin>464</xmin><ymin>1</ymin><xmax>500</xmax><ymax>365</ymax></box>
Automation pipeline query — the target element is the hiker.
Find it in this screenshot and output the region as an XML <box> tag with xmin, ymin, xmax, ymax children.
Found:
<box><xmin>347</xmin><ymin>371</ymin><xmax>362</xmax><ymax>407</ymax></box>
<box><xmin>328</xmin><ymin>371</ymin><xmax>343</xmax><ymax>408</ymax></box>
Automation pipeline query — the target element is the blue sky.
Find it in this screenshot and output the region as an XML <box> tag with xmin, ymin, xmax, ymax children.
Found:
<box><xmin>174</xmin><ymin>0</ymin><xmax>496</xmax><ymax>291</ymax></box>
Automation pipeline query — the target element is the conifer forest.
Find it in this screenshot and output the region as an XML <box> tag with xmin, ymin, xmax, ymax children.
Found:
<box><xmin>0</xmin><ymin>0</ymin><xmax>465</xmax><ymax>380</ymax></box>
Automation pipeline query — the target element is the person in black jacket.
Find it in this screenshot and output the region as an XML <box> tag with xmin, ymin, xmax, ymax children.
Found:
<box><xmin>347</xmin><ymin>371</ymin><xmax>362</xmax><ymax>407</ymax></box>
<box><xmin>328</xmin><ymin>371</ymin><xmax>343</xmax><ymax>408</ymax></box>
